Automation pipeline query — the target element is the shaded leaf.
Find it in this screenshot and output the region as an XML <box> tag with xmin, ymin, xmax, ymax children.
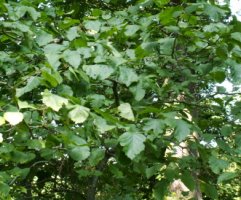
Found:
<box><xmin>83</xmin><ymin>65</ymin><xmax>114</xmax><ymax>80</ymax></box>
<box><xmin>209</xmin><ymin>156</ymin><xmax>229</xmax><ymax>174</ymax></box>
<box><xmin>119</xmin><ymin>131</ymin><xmax>146</xmax><ymax>159</ymax></box>
<box><xmin>119</xmin><ymin>67</ymin><xmax>138</xmax><ymax>86</ymax></box>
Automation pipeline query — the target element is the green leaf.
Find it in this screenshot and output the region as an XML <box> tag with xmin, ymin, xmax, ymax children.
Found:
<box><xmin>93</xmin><ymin>115</ymin><xmax>115</xmax><ymax>133</ymax></box>
<box><xmin>36</xmin><ymin>30</ymin><xmax>53</xmax><ymax>46</ymax></box>
<box><xmin>217</xmin><ymin>172</ymin><xmax>237</xmax><ymax>184</ymax></box>
<box><xmin>209</xmin><ymin>156</ymin><xmax>229</xmax><ymax>174</ymax></box>
<box><xmin>174</xmin><ymin>120</ymin><xmax>190</xmax><ymax>142</ymax></box>
<box><xmin>42</xmin><ymin>90</ymin><xmax>68</xmax><ymax>111</ymax></box>
<box><xmin>210</xmin><ymin>71</ymin><xmax>226</xmax><ymax>83</ymax></box>
<box><xmin>231</xmin><ymin>32</ymin><xmax>241</xmax><ymax>43</ymax></box>
<box><xmin>11</xmin><ymin>151</ymin><xmax>36</xmax><ymax>164</ymax></box>
<box><xmin>69</xmin><ymin>146</ymin><xmax>90</xmax><ymax>161</ymax></box>
<box><xmin>159</xmin><ymin>37</ymin><xmax>175</xmax><ymax>55</ymax></box>
<box><xmin>16</xmin><ymin>76</ymin><xmax>40</xmax><ymax>97</ymax></box>
<box><xmin>119</xmin><ymin>131</ymin><xmax>146</xmax><ymax>159</ymax></box>
<box><xmin>83</xmin><ymin>65</ymin><xmax>114</xmax><ymax>80</ymax></box>
<box><xmin>44</xmin><ymin>43</ymin><xmax>67</xmax><ymax>70</ymax></box>
<box><xmin>124</xmin><ymin>25</ymin><xmax>140</xmax><ymax>36</ymax></box>
<box><xmin>180</xmin><ymin>171</ymin><xmax>195</xmax><ymax>191</ymax></box>
<box><xmin>203</xmin><ymin>4</ymin><xmax>226</xmax><ymax>21</ymax></box>
<box><xmin>57</xmin><ymin>84</ymin><xmax>73</xmax><ymax>96</ymax></box>
<box><xmin>62</xmin><ymin>50</ymin><xmax>81</xmax><ymax>68</ymax></box>
<box><xmin>221</xmin><ymin>125</ymin><xmax>232</xmax><ymax>136</ymax></box>
<box><xmin>68</xmin><ymin>105</ymin><xmax>90</xmax><ymax>124</ymax></box>
<box><xmin>119</xmin><ymin>67</ymin><xmax>138</xmax><ymax>86</ymax></box>
<box><xmin>153</xmin><ymin>0</ymin><xmax>170</xmax><ymax>7</ymax></box>
<box><xmin>118</xmin><ymin>103</ymin><xmax>135</xmax><ymax>121</ymax></box>
<box><xmin>201</xmin><ymin>182</ymin><xmax>218</xmax><ymax>199</ymax></box>
<box><xmin>145</xmin><ymin>163</ymin><xmax>162</xmax><ymax>179</ymax></box>
<box><xmin>15</xmin><ymin>6</ymin><xmax>40</xmax><ymax>21</ymax></box>
<box><xmin>153</xmin><ymin>180</ymin><xmax>169</xmax><ymax>200</ymax></box>
<box><xmin>89</xmin><ymin>148</ymin><xmax>105</xmax><ymax>166</ymax></box>
<box><xmin>10</xmin><ymin>167</ymin><xmax>30</xmax><ymax>180</ymax></box>
<box><xmin>66</xmin><ymin>26</ymin><xmax>79</xmax><ymax>41</ymax></box>
<box><xmin>0</xmin><ymin>182</ymin><xmax>10</xmax><ymax>196</ymax></box>
<box><xmin>42</xmin><ymin>69</ymin><xmax>63</xmax><ymax>87</ymax></box>
<box><xmin>84</xmin><ymin>20</ymin><xmax>101</xmax><ymax>32</ymax></box>
<box><xmin>130</xmin><ymin>82</ymin><xmax>145</xmax><ymax>101</ymax></box>
<box><xmin>64</xmin><ymin>134</ymin><xmax>90</xmax><ymax>161</ymax></box>
<box><xmin>143</xmin><ymin>119</ymin><xmax>165</xmax><ymax>134</ymax></box>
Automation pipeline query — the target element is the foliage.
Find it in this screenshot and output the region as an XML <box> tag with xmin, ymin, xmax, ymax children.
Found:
<box><xmin>0</xmin><ymin>0</ymin><xmax>240</xmax><ymax>199</ymax></box>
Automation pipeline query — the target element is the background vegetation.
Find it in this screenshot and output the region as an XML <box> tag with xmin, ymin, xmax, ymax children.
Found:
<box><xmin>0</xmin><ymin>0</ymin><xmax>240</xmax><ymax>199</ymax></box>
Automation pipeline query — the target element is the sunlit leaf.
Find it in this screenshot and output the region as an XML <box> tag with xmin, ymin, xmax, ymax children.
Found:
<box><xmin>42</xmin><ymin>90</ymin><xmax>68</xmax><ymax>111</ymax></box>
<box><xmin>68</xmin><ymin>105</ymin><xmax>90</xmax><ymax>124</ymax></box>
<box><xmin>118</xmin><ymin>103</ymin><xmax>135</xmax><ymax>121</ymax></box>
<box><xmin>4</xmin><ymin>112</ymin><xmax>24</xmax><ymax>125</ymax></box>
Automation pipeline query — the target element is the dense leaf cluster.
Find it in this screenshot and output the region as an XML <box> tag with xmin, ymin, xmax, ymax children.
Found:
<box><xmin>0</xmin><ymin>0</ymin><xmax>240</xmax><ymax>199</ymax></box>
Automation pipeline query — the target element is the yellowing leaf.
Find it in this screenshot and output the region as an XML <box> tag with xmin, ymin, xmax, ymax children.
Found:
<box><xmin>0</xmin><ymin>133</ymin><xmax>3</xmax><ymax>143</ymax></box>
<box><xmin>4</xmin><ymin>112</ymin><xmax>24</xmax><ymax>125</ymax></box>
<box><xmin>0</xmin><ymin>117</ymin><xmax>5</xmax><ymax>126</ymax></box>
<box><xmin>42</xmin><ymin>90</ymin><xmax>68</xmax><ymax>111</ymax></box>
<box><xmin>118</xmin><ymin>103</ymin><xmax>135</xmax><ymax>121</ymax></box>
<box><xmin>68</xmin><ymin>105</ymin><xmax>90</xmax><ymax>124</ymax></box>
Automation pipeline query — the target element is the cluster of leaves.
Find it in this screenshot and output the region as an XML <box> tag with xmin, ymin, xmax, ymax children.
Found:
<box><xmin>0</xmin><ymin>0</ymin><xmax>240</xmax><ymax>199</ymax></box>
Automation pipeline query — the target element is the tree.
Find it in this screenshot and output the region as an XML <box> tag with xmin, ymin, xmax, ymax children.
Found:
<box><xmin>0</xmin><ymin>0</ymin><xmax>240</xmax><ymax>199</ymax></box>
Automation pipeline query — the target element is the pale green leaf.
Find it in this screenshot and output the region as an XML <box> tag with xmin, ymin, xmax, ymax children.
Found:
<box><xmin>0</xmin><ymin>133</ymin><xmax>3</xmax><ymax>143</ymax></box>
<box><xmin>18</xmin><ymin>100</ymin><xmax>36</xmax><ymax>109</ymax></box>
<box><xmin>83</xmin><ymin>65</ymin><xmax>114</xmax><ymax>80</ymax></box>
<box><xmin>217</xmin><ymin>172</ymin><xmax>237</xmax><ymax>184</ymax></box>
<box><xmin>93</xmin><ymin>115</ymin><xmax>115</xmax><ymax>133</ymax></box>
<box><xmin>68</xmin><ymin>105</ymin><xmax>90</xmax><ymax>124</ymax></box>
<box><xmin>119</xmin><ymin>131</ymin><xmax>146</xmax><ymax>159</ymax></box>
<box><xmin>119</xmin><ymin>67</ymin><xmax>138</xmax><ymax>86</ymax></box>
<box><xmin>84</xmin><ymin>20</ymin><xmax>101</xmax><ymax>32</ymax></box>
<box><xmin>45</xmin><ymin>54</ymin><xmax>61</xmax><ymax>70</ymax></box>
<box><xmin>118</xmin><ymin>103</ymin><xmax>135</xmax><ymax>121</ymax></box>
<box><xmin>4</xmin><ymin>112</ymin><xmax>24</xmax><ymax>125</ymax></box>
<box><xmin>42</xmin><ymin>90</ymin><xmax>68</xmax><ymax>111</ymax></box>
<box><xmin>44</xmin><ymin>43</ymin><xmax>67</xmax><ymax>70</ymax></box>
<box><xmin>125</xmin><ymin>25</ymin><xmax>140</xmax><ymax>36</ymax></box>
<box><xmin>231</xmin><ymin>32</ymin><xmax>241</xmax><ymax>43</ymax></box>
<box><xmin>69</xmin><ymin>146</ymin><xmax>90</xmax><ymax>161</ymax></box>
<box><xmin>62</xmin><ymin>50</ymin><xmax>81</xmax><ymax>68</ymax></box>
<box><xmin>36</xmin><ymin>30</ymin><xmax>53</xmax><ymax>46</ymax></box>
<box><xmin>0</xmin><ymin>117</ymin><xmax>5</xmax><ymax>126</ymax></box>
<box><xmin>15</xmin><ymin>6</ymin><xmax>40</xmax><ymax>21</ymax></box>
<box><xmin>66</xmin><ymin>26</ymin><xmax>79</xmax><ymax>41</ymax></box>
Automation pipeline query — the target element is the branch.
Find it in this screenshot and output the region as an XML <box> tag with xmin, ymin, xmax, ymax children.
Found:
<box><xmin>111</xmin><ymin>80</ymin><xmax>120</xmax><ymax>107</ymax></box>
<box><xmin>86</xmin><ymin>155</ymin><xmax>109</xmax><ymax>200</ymax></box>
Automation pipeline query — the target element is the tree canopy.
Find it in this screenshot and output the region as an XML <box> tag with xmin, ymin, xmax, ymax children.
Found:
<box><xmin>0</xmin><ymin>0</ymin><xmax>240</xmax><ymax>199</ymax></box>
